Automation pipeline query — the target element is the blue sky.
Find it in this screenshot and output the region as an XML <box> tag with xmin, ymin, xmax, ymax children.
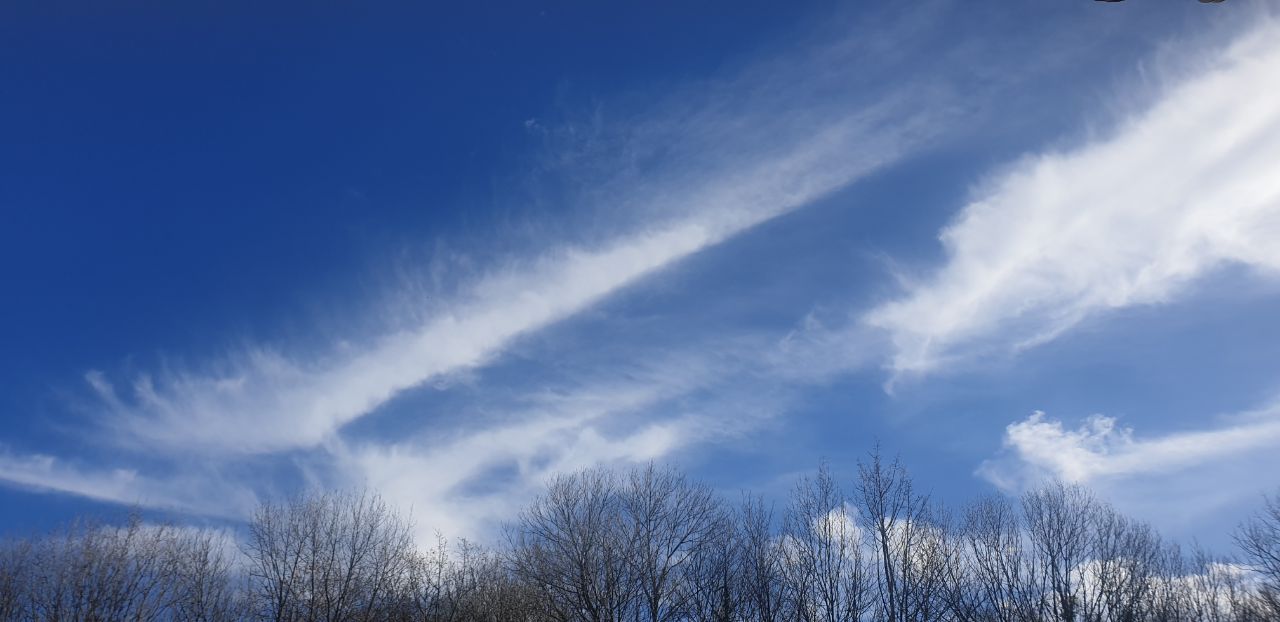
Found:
<box><xmin>3</xmin><ymin>1</ymin><xmax>1280</xmax><ymax>549</ymax></box>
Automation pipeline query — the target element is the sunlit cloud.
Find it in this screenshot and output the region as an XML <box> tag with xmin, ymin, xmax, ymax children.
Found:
<box><xmin>866</xmin><ymin>17</ymin><xmax>1280</xmax><ymax>378</ymax></box>
<box><xmin>84</xmin><ymin>8</ymin><xmax>957</xmax><ymax>459</ymax></box>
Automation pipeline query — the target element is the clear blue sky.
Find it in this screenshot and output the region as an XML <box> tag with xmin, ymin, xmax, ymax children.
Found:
<box><xmin>3</xmin><ymin>1</ymin><xmax>1279</xmax><ymax>549</ymax></box>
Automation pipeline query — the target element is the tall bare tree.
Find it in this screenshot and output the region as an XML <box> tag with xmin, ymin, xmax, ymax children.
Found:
<box><xmin>856</xmin><ymin>449</ymin><xmax>945</xmax><ymax>622</ymax></box>
<box><xmin>736</xmin><ymin>496</ymin><xmax>785</xmax><ymax>622</ymax></box>
<box><xmin>1022</xmin><ymin>482</ymin><xmax>1095</xmax><ymax>622</ymax></box>
<box><xmin>0</xmin><ymin>518</ymin><xmax>246</xmax><ymax>621</ymax></box>
<box><xmin>947</xmin><ymin>494</ymin><xmax>1041</xmax><ymax>622</ymax></box>
<box><xmin>680</xmin><ymin>509</ymin><xmax>740</xmax><ymax>622</ymax></box>
<box><xmin>169</xmin><ymin>528</ymin><xmax>246</xmax><ymax>622</ymax></box>
<box><xmin>783</xmin><ymin>461</ymin><xmax>869</xmax><ymax>622</ymax></box>
<box><xmin>508</xmin><ymin>468</ymin><xmax>635</xmax><ymax>622</ymax></box>
<box><xmin>1236</xmin><ymin>489</ymin><xmax>1280</xmax><ymax>619</ymax></box>
<box><xmin>3</xmin><ymin>451</ymin><xmax>1280</xmax><ymax>621</ymax></box>
<box><xmin>623</xmin><ymin>464</ymin><xmax>723</xmax><ymax>622</ymax></box>
<box><xmin>243</xmin><ymin>490</ymin><xmax>414</xmax><ymax>622</ymax></box>
<box><xmin>1078</xmin><ymin>505</ymin><xmax>1162</xmax><ymax>622</ymax></box>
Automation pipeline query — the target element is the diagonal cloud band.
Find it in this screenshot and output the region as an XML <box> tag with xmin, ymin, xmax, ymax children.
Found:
<box><xmin>81</xmin><ymin>6</ymin><xmax>969</xmax><ymax>457</ymax></box>
<box><xmin>866</xmin><ymin>17</ymin><xmax>1280</xmax><ymax>378</ymax></box>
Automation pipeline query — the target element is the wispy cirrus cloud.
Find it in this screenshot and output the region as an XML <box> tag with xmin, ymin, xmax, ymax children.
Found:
<box><xmin>0</xmin><ymin>448</ymin><xmax>257</xmax><ymax>519</ymax></box>
<box><xmin>1</xmin><ymin>4</ymin><xmax>971</xmax><ymax>515</ymax></box>
<box><xmin>5</xmin><ymin>3</ymin><xmax>1253</xmax><ymax>542</ymax></box>
<box><xmin>80</xmin><ymin>7</ymin><xmax>959</xmax><ymax>459</ymax></box>
<box><xmin>865</xmin><ymin>16</ymin><xmax>1280</xmax><ymax>378</ymax></box>
<box><xmin>330</xmin><ymin>338</ymin><xmax>802</xmax><ymax>540</ymax></box>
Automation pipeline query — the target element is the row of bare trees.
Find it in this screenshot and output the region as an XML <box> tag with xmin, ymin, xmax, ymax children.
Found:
<box><xmin>0</xmin><ymin>516</ymin><xmax>241</xmax><ymax>621</ymax></box>
<box><xmin>1</xmin><ymin>452</ymin><xmax>1278</xmax><ymax>621</ymax></box>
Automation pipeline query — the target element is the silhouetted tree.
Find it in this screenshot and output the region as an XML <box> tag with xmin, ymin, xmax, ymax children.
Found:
<box><xmin>1236</xmin><ymin>489</ymin><xmax>1280</xmax><ymax>619</ymax></box>
<box><xmin>508</xmin><ymin>468</ymin><xmax>636</xmax><ymax>622</ymax></box>
<box><xmin>243</xmin><ymin>491</ymin><xmax>413</xmax><ymax>622</ymax></box>
<box><xmin>857</xmin><ymin>449</ymin><xmax>947</xmax><ymax>622</ymax></box>
<box><xmin>735</xmin><ymin>496</ymin><xmax>785</xmax><ymax>622</ymax></box>
<box><xmin>783</xmin><ymin>461</ymin><xmax>869</xmax><ymax>622</ymax></box>
<box><xmin>1</xmin><ymin>451</ymin><xmax>1279</xmax><ymax>622</ymax></box>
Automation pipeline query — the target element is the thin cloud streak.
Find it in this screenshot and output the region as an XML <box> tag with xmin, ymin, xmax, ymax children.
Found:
<box><xmin>0</xmin><ymin>5</ymin><xmax>969</xmax><ymax>515</ymax></box>
<box><xmin>330</xmin><ymin>343</ymin><xmax>777</xmax><ymax>541</ymax></box>
<box><xmin>85</xmin><ymin>10</ymin><xmax>955</xmax><ymax>458</ymax></box>
<box><xmin>0</xmin><ymin>449</ymin><xmax>257</xmax><ymax>519</ymax></box>
<box><xmin>335</xmin><ymin>317</ymin><xmax>888</xmax><ymax>542</ymax></box>
<box><xmin>0</xmin><ymin>3</ymin><xmax>1193</xmax><ymax>529</ymax></box>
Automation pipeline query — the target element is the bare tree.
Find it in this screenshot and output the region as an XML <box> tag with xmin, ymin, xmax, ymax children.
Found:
<box><xmin>406</xmin><ymin>536</ymin><xmax>538</xmax><ymax>622</ymax></box>
<box><xmin>856</xmin><ymin>449</ymin><xmax>945</xmax><ymax>622</ymax></box>
<box><xmin>1022</xmin><ymin>482</ymin><xmax>1095</xmax><ymax>622</ymax></box>
<box><xmin>243</xmin><ymin>490</ymin><xmax>414</xmax><ymax>622</ymax></box>
<box><xmin>784</xmin><ymin>461</ymin><xmax>870</xmax><ymax>622</ymax></box>
<box><xmin>3</xmin><ymin>451</ymin><xmax>1280</xmax><ymax>622</ymax></box>
<box><xmin>623</xmin><ymin>464</ymin><xmax>723</xmax><ymax>622</ymax></box>
<box><xmin>0</xmin><ymin>539</ymin><xmax>30</xmax><ymax>621</ymax></box>
<box><xmin>1236</xmin><ymin>489</ymin><xmax>1280</xmax><ymax>619</ymax></box>
<box><xmin>947</xmin><ymin>494</ymin><xmax>1041</xmax><ymax>622</ymax></box>
<box><xmin>508</xmin><ymin>468</ymin><xmax>636</xmax><ymax>622</ymax></box>
<box><xmin>736</xmin><ymin>496</ymin><xmax>785</xmax><ymax>622</ymax></box>
<box><xmin>169</xmin><ymin>528</ymin><xmax>247</xmax><ymax>622</ymax></box>
<box><xmin>1077</xmin><ymin>505</ymin><xmax>1162</xmax><ymax>622</ymax></box>
<box><xmin>9</xmin><ymin>515</ymin><xmax>190</xmax><ymax>621</ymax></box>
<box><xmin>1149</xmin><ymin>544</ymin><xmax>1252</xmax><ymax>622</ymax></box>
<box><xmin>680</xmin><ymin>509</ymin><xmax>740</xmax><ymax>622</ymax></box>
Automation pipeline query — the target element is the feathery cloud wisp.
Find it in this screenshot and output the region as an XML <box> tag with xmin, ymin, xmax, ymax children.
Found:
<box><xmin>85</xmin><ymin>8</ymin><xmax>956</xmax><ymax>458</ymax></box>
<box><xmin>0</xmin><ymin>449</ymin><xmax>257</xmax><ymax>519</ymax></box>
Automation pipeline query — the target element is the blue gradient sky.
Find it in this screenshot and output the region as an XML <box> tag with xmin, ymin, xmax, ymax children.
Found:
<box><xmin>3</xmin><ymin>1</ymin><xmax>1279</xmax><ymax>549</ymax></box>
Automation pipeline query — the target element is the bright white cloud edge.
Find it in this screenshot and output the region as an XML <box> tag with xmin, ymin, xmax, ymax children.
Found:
<box><xmin>866</xmin><ymin>17</ymin><xmax>1280</xmax><ymax>378</ymax></box>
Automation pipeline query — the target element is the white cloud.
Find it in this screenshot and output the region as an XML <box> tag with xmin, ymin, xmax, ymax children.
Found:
<box><xmin>328</xmin><ymin>348</ymin><xmax>751</xmax><ymax>541</ymax></box>
<box><xmin>977</xmin><ymin>401</ymin><xmax>1280</xmax><ymax>537</ymax></box>
<box><xmin>85</xmin><ymin>8</ymin><xmax>960</xmax><ymax>459</ymax></box>
<box><xmin>815</xmin><ymin>504</ymin><xmax>862</xmax><ymax>542</ymax></box>
<box><xmin>340</xmin><ymin>416</ymin><xmax>691</xmax><ymax>542</ymax></box>
<box><xmin>0</xmin><ymin>3</ymin><xmax>1177</xmax><ymax>530</ymax></box>
<box><xmin>0</xmin><ymin>449</ymin><xmax>257</xmax><ymax>519</ymax></box>
<box><xmin>979</xmin><ymin>404</ymin><xmax>1280</xmax><ymax>490</ymax></box>
<box><xmin>866</xmin><ymin>17</ymin><xmax>1280</xmax><ymax>377</ymax></box>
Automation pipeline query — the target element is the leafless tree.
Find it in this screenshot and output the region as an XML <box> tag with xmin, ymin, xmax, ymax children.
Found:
<box><xmin>398</xmin><ymin>533</ymin><xmax>451</xmax><ymax>620</ymax></box>
<box><xmin>0</xmin><ymin>539</ymin><xmax>30</xmax><ymax>621</ymax></box>
<box><xmin>1149</xmin><ymin>544</ymin><xmax>1255</xmax><ymax>622</ymax></box>
<box><xmin>243</xmin><ymin>490</ymin><xmax>414</xmax><ymax>622</ymax></box>
<box><xmin>6</xmin><ymin>515</ymin><xmax>189</xmax><ymax>621</ymax></box>
<box><xmin>736</xmin><ymin>496</ymin><xmax>785</xmax><ymax>622</ymax></box>
<box><xmin>1236</xmin><ymin>489</ymin><xmax>1280</xmax><ymax>619</ymax></box>
<box><xmin>783</xmin><ymin>461</ymin><xmax>870</xmax><ymax>622</ymax></box>
<box><xmin>1022</xmin><ymin>482</ymin><xmax>1095</xmax><ymax>622</ymax></box>
<box><xmin>623</xmin><ymin>464</ymin><xmax>723</xmax><ymax>622</ymax></box>
<box><xmin>508</xmin><ymin>468</ymin><xmax>636</xmax><ymax>622</ymax></box>
<box><xmin>3</xmin><ymin>452</ymin><xmax>1279</xmax><ymax>622</ymax></box>
<box><xmin>856</xmin><ymin>449</ymin><xmax>947</xmax><ymax>622</ymax></box>
<box><xmin>169</xmin><ymin>528</ymin><xmax>247</xmax><ymax>622</ymax></box>
<box><xmin>46</xmin><ymin>518</ymin><xmax>173</xmax><ymax>620</ymax></box>
<box><xmin>946</xmin><ymin>494</ymin><xmax>1041</xmax><ymax>622</ymax></box>
<box><xmin>680</xmin><ymin>509</ymin><xmax>740</xmax><ymax>622</ymax></box>
<box><xmin>1077</xmin><ymin>504</ymin><xmax>1162</xmax><ymax>622</ymax></box>
<box><xmin>404</xmin><ymin>536</ymin><xmax>538</xmax><ymax>622</ymax></box>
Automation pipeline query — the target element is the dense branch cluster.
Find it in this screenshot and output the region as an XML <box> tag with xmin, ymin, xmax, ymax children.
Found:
<box><xmin>1</xmin><ymin>452</ymin><xmax>1278</xmax><ymax>621</ymax></box>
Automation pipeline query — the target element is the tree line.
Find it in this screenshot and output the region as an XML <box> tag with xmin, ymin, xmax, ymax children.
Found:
<box><xmin>0</xmin><ymin>450</ymin><xmax>1278</xmax><ymax>621</ymax></box>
